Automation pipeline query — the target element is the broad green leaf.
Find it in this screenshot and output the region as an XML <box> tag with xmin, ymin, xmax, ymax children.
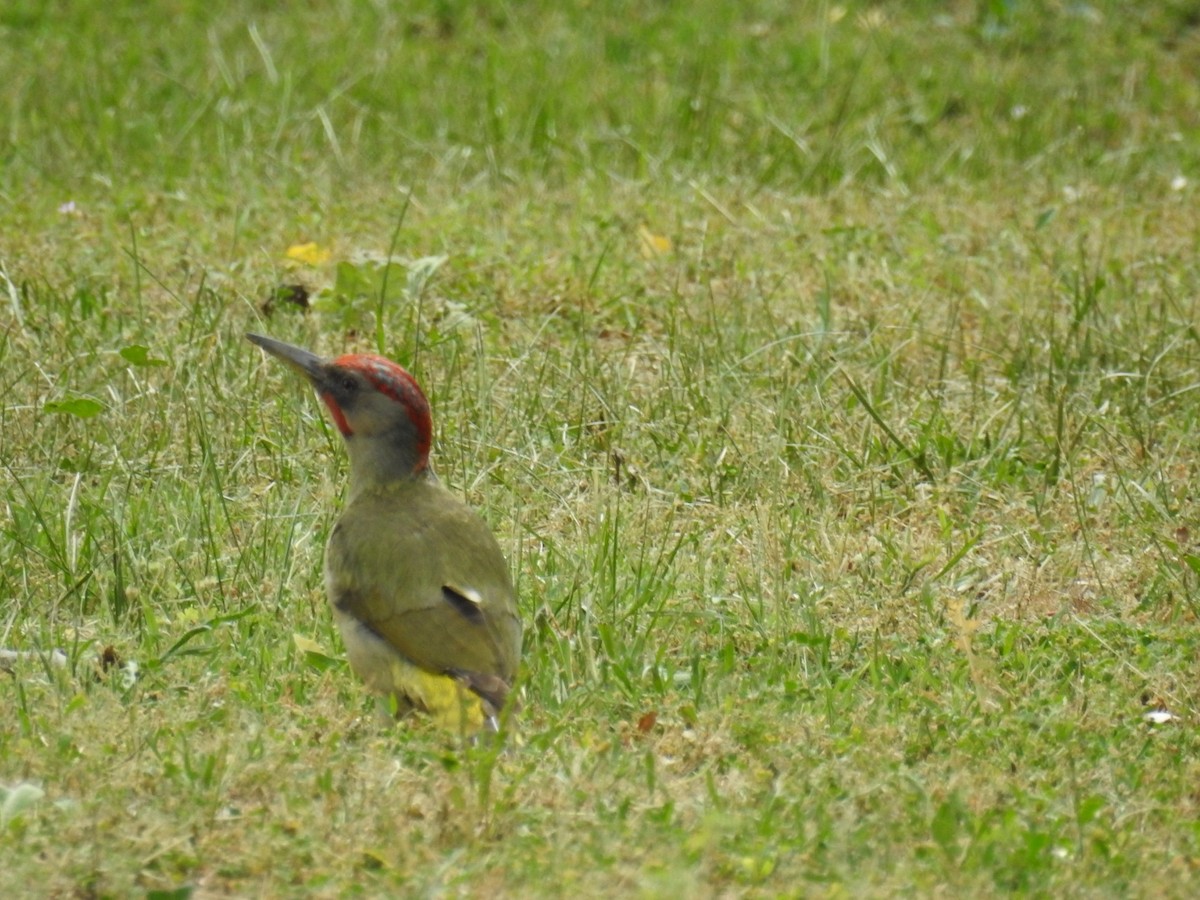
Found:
<box><xmin>119</xmin><ymin>345</ymin><xmax>168</xmax><ymax>367</ymax></box>
<box><xmin>333</xmin><ymin>259</ymin><xmax>376</xmax><ymax>300</ymax></box>
<box><xmin>44</xmin><ymin>397</ymin><xmax>104</xmax><ymax>418</ymax></box>
<box><xmin>293</xmin><ymin>633</ymin><xmax>342</xmax><ymax>672</ymax></box>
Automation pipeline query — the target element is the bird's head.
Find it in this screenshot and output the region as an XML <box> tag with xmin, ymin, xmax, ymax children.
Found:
<box><xmin>248</xmin><ymin>333</ymin><xmax>433</xmax><ymax>486</ymax></box>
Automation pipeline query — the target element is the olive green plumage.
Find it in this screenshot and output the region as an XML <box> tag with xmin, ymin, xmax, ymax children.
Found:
<box><xmin>326</xmin><ymin>479</ymin><xmax>521</xmax><ymax>718</ymax></box>
<box><xmin>247</xmin><ymin>332</ymin><xmax>522</xmax><ymax>732</ymax></box>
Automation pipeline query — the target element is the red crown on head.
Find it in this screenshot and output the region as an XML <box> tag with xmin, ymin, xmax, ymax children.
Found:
<box><xmin>333</xmin><ymin>353</ymin><xmax>432</xmax><ymax>466</ymax></box>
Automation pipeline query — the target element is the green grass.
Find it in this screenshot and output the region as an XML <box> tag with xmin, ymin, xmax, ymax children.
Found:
<box><xmin>3</xmin><ymin>0</ymin><xmax>1200</xmax><ymax>895</ymax></box>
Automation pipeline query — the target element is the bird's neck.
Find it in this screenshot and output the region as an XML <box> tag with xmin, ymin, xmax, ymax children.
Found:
<box><xmin>345</xmin><ymin>433</ymin><xmax>434</xmax><ymax>501</ymax></box>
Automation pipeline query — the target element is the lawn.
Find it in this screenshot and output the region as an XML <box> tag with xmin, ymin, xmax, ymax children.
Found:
<box><xmin>2</xmin><ymin>1</ymin><xmax>1199</xmax><ymax>896</ymax></box>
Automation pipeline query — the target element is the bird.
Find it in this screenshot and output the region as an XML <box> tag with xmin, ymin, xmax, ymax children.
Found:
<box><xmin>246</xmin><ymin>332</ymin><xmax>522</xmax><ymax>733</ymax></box>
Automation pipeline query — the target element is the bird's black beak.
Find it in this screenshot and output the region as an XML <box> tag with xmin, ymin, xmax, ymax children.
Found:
<box><xmin>247</xmin><ymin>333</ymin><xmax>329</xmax><ymax>386</ymax></box>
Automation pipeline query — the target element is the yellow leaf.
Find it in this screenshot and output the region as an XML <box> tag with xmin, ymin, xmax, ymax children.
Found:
<box><xmin>286</xmin><ymin>242</ymin><xmax>331</xmax><ymax>266</ymax></box>
<box><xmin>292</xmin><ymin>633</ymin><xmax>328</xmax><ymax>655</ymax></box>
<box><xmin>293</xmin><ymin>632</ymin><xmax>341</xmax><ymax>673</ymax></box>
<box><xmin>637</xmin><ymin>225</ymin><xmax>672</xmax><ymax>258</ymax></box>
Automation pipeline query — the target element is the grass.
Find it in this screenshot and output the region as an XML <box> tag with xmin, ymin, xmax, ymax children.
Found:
<box><xmin>2</xmin><ymin>0</ymin><xmax>1200</xmax><ymax>895</ymax></box>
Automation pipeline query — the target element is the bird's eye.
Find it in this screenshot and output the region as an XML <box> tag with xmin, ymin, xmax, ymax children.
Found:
<box><xmin>341</xmin><ymin>375</ymin><xmax>358</xmax><ymax>392</ymax></box>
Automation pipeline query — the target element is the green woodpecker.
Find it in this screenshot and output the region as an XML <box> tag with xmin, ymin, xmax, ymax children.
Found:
<box><xmin>247</xmin><ymin>333</ymin><xmax>522</xmax><ymax>732</ymax></box>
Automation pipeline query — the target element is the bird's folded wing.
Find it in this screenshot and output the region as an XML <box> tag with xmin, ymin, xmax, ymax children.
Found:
<box><xmin>333</xmin><ymin>581</ymin><xmax>516</xmax><ymax>679</ymax></box>
<box><xmin>327</xmin><ymin>491</ymin><xmax>521</xmax><ymax>683</ymax></box>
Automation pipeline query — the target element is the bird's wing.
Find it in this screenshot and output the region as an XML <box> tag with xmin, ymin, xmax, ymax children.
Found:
<box><xmin>326</xmin><ymin>485</ymin><xmax>522</xmax><ymax>684</ymax></box>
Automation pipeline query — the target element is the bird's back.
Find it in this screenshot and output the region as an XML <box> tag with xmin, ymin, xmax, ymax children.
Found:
<box><xmin>324</xmin><ymin>478</ymin><xmax>521</xmax><ymax>711</ymax></box>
